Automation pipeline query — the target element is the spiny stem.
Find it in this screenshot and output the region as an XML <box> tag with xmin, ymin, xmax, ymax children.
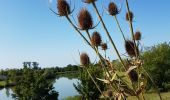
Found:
<box><xmin>114</xmin><ymin>16</ymin><xmax>126</xmax><ymax>41</ymax></box>
<box><xmin>84</xmin><ymin>66</ymin><xmax>107</xmax><ymax>100</ymax></box>
<box><xmin>142</xmin><ymin>92</ymin><xmax>146</xmax><ymax>100</ymax></box>
<box><xmin>65</xmin><ymin>16</ymin><xmax>92</xmax><ymax>48</ymax></box>
<box><xmin>92</xmin><ymin>2</ymin><xmax>126</xmax><ymax>71</ymax></box>
<box><xmin>85</xmin><ymin>30</ymin><xmax>118</xmax><ymax>91</ymax></box>
<box><xmin>125</xmin><ymin>0</ymin><xmax>138</xmax><ymax>58</ymax></box>
<box><xmin>104</xmin><ymin>50</ymin><xmax>106</xmax><ymax>59</ymax></box>
<box><xmin>95</xmin><ymin>46</ymin><xmax>119</xmax><ymax>91</ymax></box>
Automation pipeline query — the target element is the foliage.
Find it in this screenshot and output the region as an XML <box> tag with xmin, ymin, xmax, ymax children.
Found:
<box><xmin>142</xmin><ymin>42</ymin><xmax>170</xmax><ymax>91</ymax></box>
<box><xmin>73</xmin><ymin>65</ymin><xmax>105</xmax><ymax>100</ymax></box>
<box><xmin>12</xmin><ymin>68</ymin><xmax>58</xmax><ymax>100</ymax></box>
<box><xmin>63</xmin><ymin>95</ymin><xmax>82</xmax><ymax>100</ymax></box>
<box><xmin>127</xmin><ymin>92</ymin><xmax>170</xmax><ymax>100</ymax></box>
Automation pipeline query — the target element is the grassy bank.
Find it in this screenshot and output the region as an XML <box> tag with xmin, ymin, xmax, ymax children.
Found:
<box><xmin>127</xmin><ymin>92</ymin><xmax>170</xmax><ymax>100</ymax></box>
<box><xmin>0</xmin><ymin>80</ymin><xmax>16</xmax><ymax>88</ymax></box>
<box><xmin>64</xmin><ymin>92</ymin><xmax>170</xmax><ymax>100</ymax></box>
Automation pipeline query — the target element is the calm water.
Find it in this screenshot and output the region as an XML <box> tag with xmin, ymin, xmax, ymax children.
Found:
<box><xmin>0</xmin><ymin>77</ymin><xmax>79</xmax><ymax>100</ymax></box>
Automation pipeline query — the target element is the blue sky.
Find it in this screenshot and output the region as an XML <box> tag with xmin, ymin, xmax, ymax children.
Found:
<box><xmin>0</xmin><ymin>0</ymin><xmax>170</xmax><ymax>69</ymax></box>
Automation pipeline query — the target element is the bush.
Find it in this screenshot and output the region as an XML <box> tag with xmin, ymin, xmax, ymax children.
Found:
<box><xmin>142</xmin><ymin>42</ymin><xmax>170</xmax><ymax>91</ymax></box>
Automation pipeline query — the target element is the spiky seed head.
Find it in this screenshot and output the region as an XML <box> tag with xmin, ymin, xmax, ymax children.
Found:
<box><xmin>101</xmin><ymin>43</ymin><xmax>108</xmax><ymax>50</ymax></box>
<box><xmin>128</xmin><ymin>70</ymin><xmax>138</xmax><ymax>82</ymax></box>
<box><xmin>83</xmin><ymin>0</ymin><xmax>97</xmax><ymax>4</ymax></box>
<box><xmin>78</xmin><ymin>9</ymin><xmax>93</xmax><ymax>30</ymax></box>
<box><xmin>126</xmin><ymin>11</ymin><xmax>134</xmax><ymax>22</ymax></box>
<box><xmin>108</xmin><ymin>2</ymin><xmax>119</xmax><ymax>16</ymax></box>
<box><xmin>80</xmin><ymin>53</ymin><xmax>90</xmax><ymax>66</ymax></box>
<box><xmin>125</xmin><ymin>40</ymin><xmax>139</xmax><ymax>57</ymax></box>
<box><xmin>57</xmin><ymin>0</ymin><xmax>70</xmax><ymax>16</ymax></box>
<box><xmin>134</xmin><ymin>31</ymin><xmax>142</xmax><ymax>40</ymax></box>
<box><xmin>107</xmin><ymin>90</ymin><xmax>113</xmax><ymax>98</ymax></box>
<box><xmin>91</xmin><ymin>31</ymin><xmax>102</xmax><ymax>47</ymax></box>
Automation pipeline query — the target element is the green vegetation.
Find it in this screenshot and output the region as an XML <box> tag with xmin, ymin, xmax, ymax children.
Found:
<box><xmin>142</xmin><ymin>43</ymin><xmax>170</xmax><ymax>91</ymax></box>
<box><xmin>12</xmin><ymin>68</ymin><xmax>58</xmax><ymax>100</ymax></box>
<box><xmin>74</xmin><ymin>65</ymin><xmax>105</xmax><ymax>100</ymax></box>
<box><xmin>0</xmin><ymin>62</ymin><xmax>79</xmax><ymax>99</ymax></box>
<box><xmin>63</xmin><ymin>95</ymin><xmax>82</xmax><ymax>100</ymax></box>
<box><xmin>127</xmin><ymin>92</ymin><xmax>170</xmax><ymax>100</ymax></box>
<box><xmin>65</xmin><ymin>92</ymin><xmax>170</xmax><ymax>100</ymax></box>
<box><xmin>70</xmin><ymin>42</ymin><xmax>170</xmax><ymax>100</ymax></box>
<box><xmin>0</xmin><ymin>43</ymin><xmax>170</xmax><ymax>99</ymax></box>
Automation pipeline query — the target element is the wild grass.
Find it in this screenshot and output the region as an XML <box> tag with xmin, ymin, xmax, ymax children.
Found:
<box><xmin>127</xmin><ymin>92</ymin><xmax>170</xmax><ymax>100</ymax></box>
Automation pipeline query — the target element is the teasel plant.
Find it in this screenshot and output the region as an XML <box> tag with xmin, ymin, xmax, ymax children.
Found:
<box><xmin>49</xmin><ymin>0</ymin><xmax>163</xmax><ymax>99</ymax></box>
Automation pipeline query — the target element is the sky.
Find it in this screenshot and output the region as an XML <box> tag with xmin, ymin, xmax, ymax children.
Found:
<box><xmin>0</xmin><ymin>0</ymin><xmax>170</xmax><ymax>69</ymax></box>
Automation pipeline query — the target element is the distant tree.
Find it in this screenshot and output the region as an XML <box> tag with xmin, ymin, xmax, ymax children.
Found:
<box><xmin>27</xmin><ymin>62</ymin><xmax>31</xmax><ymax>68</ymax></box>
<box><xmin>23</xmin><ymin>62</ymin><xmax>27</xmax><ymax>69</ymax></box>
<box><xmin>32</xmin><ymin>62</ymin><xmax>39</xmax><ymax>70</ymax></box>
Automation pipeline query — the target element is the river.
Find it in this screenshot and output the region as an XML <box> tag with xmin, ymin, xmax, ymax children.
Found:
<box><xmin>0</xmin><ymin>77</ymin><xmax>79</xmax><ymax>100</ymax></box>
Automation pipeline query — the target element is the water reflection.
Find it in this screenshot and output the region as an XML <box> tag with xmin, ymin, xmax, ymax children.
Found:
<box><xmin>0</xmin><ymin>77</ymin><xmax>79</xmax><ymax>100</ymax></box>
<box><xmin>11</xmin><ymin>69</ymin><xmax>58</xmax><ymax>100</ymax></box>
<box><xmin>0</xmin><ymin>88</ymin><xmax>13</xmax><ymax>100</ymax></box>
<box><xmin>54</xmin><ymin>77</ymin><xmax>79</xmax><ymax>100</ymax></box>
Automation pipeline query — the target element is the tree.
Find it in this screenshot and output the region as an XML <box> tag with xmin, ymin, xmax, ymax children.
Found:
<box><xmin>32</xmin><ymin>62</ymin><xmax>39</xmax><ymax>70</ymax></box>
<box><xmin>74</xmin><ymin>65</ymin><xmax>105</xmax><ymax>99</ymax></box>
<box><xmin>142</xmin><ymin>42</ymin><xmax>170</xmax><ymax>91</ymax></box>
<box><xmin>12</xmin><ymin>68</ymin><xmax>58</xmax><ymax>100</ymax></box>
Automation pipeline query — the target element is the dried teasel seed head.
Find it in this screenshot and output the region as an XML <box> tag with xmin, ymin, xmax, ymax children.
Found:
<box><xmin>78</xmin><ymin>9</ymin><xmax>93</xmax><ymax>30</ymax></box>
<box><xmin>107</xmin><ymin>90</ymin><xmax>113</xmax><ymax>98</ymax></box>
<box><xmin>134</xmin><ymin>31</ymin><xmax>142</xmax><ymax>40</ymax></box>
<box><xmin>125</xmin><ymin>40</ymin><xmax>139</xmax><ymax>57</ymax></box>
<box><xmin>126</xmin><ymin>11</ymin><xmax>134</xmax><ymax>22</ymax></box>
<box><xmin>57</xmin><ymin>0</ymin><xmax>70</xmax><ymax>16</ymax></box>
<box><xmin>128</xmin><ymin>69</ymin><xmax>138</xmax><ymax>82</ymax></box>
<box><xmin>108</xmin><ymin>2</ymin><xmax>119</xmax><ymax>16</ymax></box>
<box><xmin>82</xmin><ymin>0</ymin><xmax>97</xmax><ymax>4</ymax></box>
<box><xmin>101</xmin><ymin>43</ymin><xmax>108</xmax><ymax>50</ymax></box>
<box><xmin>80</xmin><ymin>53</ymin><xmax>90</xmax><ymax>66</ymax></box>
<box><xmin>91</xmin><ymin>31</ymin><xmax>102</xmax><ymax>47</ymax></box>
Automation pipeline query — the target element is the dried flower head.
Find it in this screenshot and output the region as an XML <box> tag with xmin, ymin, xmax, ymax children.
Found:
<box><xmin>101</xmin><ymin>43</ymin><xmax>108</xmax><ymax>50</ymax></box>
<box><xmin>107</xmin><ymin>90</ymin><xmax>113</xmax><ymax>98</ymax></box>
<box><xmin>126</xmin><ymin>11</ymin><xmax>134</xmax><ymax>22</ymax></box>
<box><xmin>108</xmin><ymin>2</ymin><xmax>119</xmax><ymax>16</ymax></box>
<box><xmin>125</xmin><ymin>40</ymin><xmax>139</xmax><ymax>57</ymax></box>
<box><xmin>78</xmin><ymin>9</ymin><xmax>93</xmax><ymax>30</ymax></box>
<box><xmin>91</xmin><ymin>31</ymin><xmax>102</xmax><ymax>47</ymax></box>
<box><xmin>57</xmin><ymin>0</ymin><xmax>70</xmax><ymax>16</ymax></box>
<box><xmin>128</xmin><ymin>69</ymin><xmax>138</xmax><ymax>82</ymax></box>
<box><xmin>82</xmin><ymin>0</ymin><xmax>97</xmax><ymax>4</ymax></box>
<box><xmin>134</xmin><ymin>31</ymin><xmax>141</xmax><ymax>40</ymax></box>
<box><xmin>80</xmin><ymin>53</ymin><xmax>90</xmax><ymax>66</ymax></box>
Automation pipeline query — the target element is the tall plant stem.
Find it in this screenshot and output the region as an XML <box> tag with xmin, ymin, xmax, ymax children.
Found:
<box><xmin>114</xmin><ymin>16</ymin><xmax>126</xmax><ymax>41</ymax></box>
<box><xmin>125</xmin><ymin>0</ymin><xmax>162</xmax><ymax>99</ymax></box>
<box><xmin>65</xmin><ymin>15</ymin><xmax>118</xmax><ymax>94</ymax></box>
<box><xmin>143</xmin><ymin>68</ymin><xmax>162</xmax><ymax>100</ymax></box>
<box><xmin>85</xmin><ymin>30</ymin><xmax>118</xmax><ymax>91</ymax></box>
<box><xmin>84</xmin><ymin>66</ymin><xmax>107</xmax><ymax>100</ymax></box>
<box><xmin>92</xmin><ymin>2</ymin><xmax>126</xmax><ymax>71</ymax></box>
<box><xmin>125</xmin><ymin>0</ymin><xmax>138</xmax><ymax>58</ymax></box>
<box><xmin>142</xmin><ymin>93</ymin><xmax>146</xmax><ymax>100</ymax></box>
<box><xmin>65</xmin><ymin>16</ymin><xmax>107</xmax><ymax>99</ymax></box>
<box><xmin>65</xmin><ymin>16</ymin><xmax>92</xmax><ymax>48</ymax></box>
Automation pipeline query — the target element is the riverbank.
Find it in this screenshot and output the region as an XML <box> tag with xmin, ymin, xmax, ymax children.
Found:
<box><xmin>0</xmin><ymin>80</ymin><xmax>16</xmax><ymax>88</ymax></box>
<box><xmin>64</xmin><ymin>92</ymin><xmax>170</xmax><ymax>100</ymax></box>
